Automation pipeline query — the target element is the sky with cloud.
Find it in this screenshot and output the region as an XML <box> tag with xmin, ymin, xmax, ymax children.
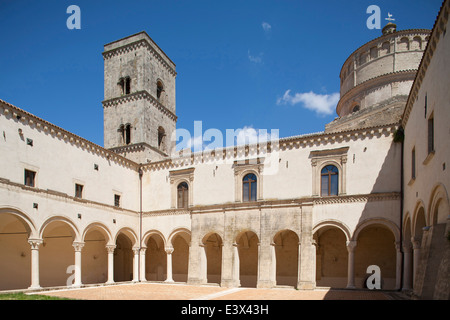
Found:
<box><xmin>0</xmin><ymin>0</ymin><xmax>442</xmax><ymax>149</ymax></box>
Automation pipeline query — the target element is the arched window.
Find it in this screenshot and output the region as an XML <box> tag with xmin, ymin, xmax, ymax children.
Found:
<box><xmin>243</xmin><ymin>173</ymin><xmax>257</xmax><ymax>202</ymax></box>
<box><xmin>321</xmin><ymin>165</ymin><xmax>339</xmax><ymax>196</ymax></box>
<box><xmin>158</xmin><ymin>126</ymin><xmax>166</xmax><ymax>151</ymax></box>
<box><xmin>125</xmin><ymin>124</ymin><xmax>131</xmax><ymax>145</ymax></box>
<box><xmin>157</xmin><ymin>81</ymin><xmax>164</xmax><ymax>101</ymax></box>
<box><xmin>177</xmin><ymin>182</ymin><xmax>189</xmax><ymax>209</ymax></box>
<box><xmin>352</xmin><ymin>105</ymin><xmax>360</xmax><ymax>113</ymax></box>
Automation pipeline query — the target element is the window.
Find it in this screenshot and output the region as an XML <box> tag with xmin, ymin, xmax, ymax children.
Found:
<box><xmin>118</xmin><ymin>77</ymin><xmax>131</xmax><ymax>95</ymax></box>
<box><xmin>352</xmin><ymin>105</ymin><xmax>360</xmax><ymax>113</ymax></box>
<box><xmin>158</xmin><ymin>126</ymin><xmax>166</xmax><ymax>151</ymax></box>
<box><xmin>428</xmin><ymin>116</ymin><xmax>434</xmax><ymax>154</ymax></box>
<box><xmin>75</xmin><ymin>184</ymin><xmax>83</xmax><ymax>198</ymax></box>
<box><xmin>114</xmin><ymin>194</ymin><xmax>121</xmax><ymax>207</ymax></box>
<box><xmin>321</xmin><ymin>165</ymin><xmax>339</xmax><ymax>196</ymax></box>
<box><xmin>412</xmin><ymin>148</ymin><xmax>416</xmax><ymax>180</ymax></box>
<box><xmin>24</xmin><ymin>169</ymin><xmax>36</xmax><ymax>187</ymax></box>
<box><xmin>118</xmin><ymin>124</ymin><xmax>131</xmax><ymax>145</ymax></box>
<box><xmin>242</xmin><ymin>173</ymin><xmax>257</xmax><ymax>202</ymax></box>
<box><xmin>177</xmin><ymin>182</ymin><xmax>189</xmax><ymax>209</ymax></box>
<box><xmin>157</xmin><ymin>81</ymin><xmax>164</xmax><ymax>101</ymax></box>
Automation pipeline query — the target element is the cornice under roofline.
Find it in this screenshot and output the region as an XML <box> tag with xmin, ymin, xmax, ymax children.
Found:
<box><xmin>102</xmin><ymin>90</ymin><xmax>177</xmax><ymax>122</ymax></box>
<box><xmin>337</xmin><ymin>70</ymin><xmax>417</xmax><ymax>115</ymax></box>
<box><xmin>339</xmin><ymin>28</ymin><xmax>431</xmax><ymax>76</ymax></box>
<box><xmin>402</xmin><ymin>0</ymin><xmax>449</xmax><ymax>128</ymax></box>
<box><xmin>142</xmin><ymin>122</ymin><xmax>399</xmax><ymax>171</ymax></box>
<box><xmin>0</xmin><ymin>98</ymin><xmax>139</xmax><ymax>170</ymax></box>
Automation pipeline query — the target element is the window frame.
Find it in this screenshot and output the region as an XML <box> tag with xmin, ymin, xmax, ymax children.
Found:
<box><xmin>320</xmin><ymin>165</ymin><xmax>339</xmax><ymax>197</ymax></box>
<box><xmin>242</xmin><ymin>173</ymin><xmax>257</xmax><ymax>202</ymax></box>
<box><xmin>177</xmin><ymin>181</ymin><xmax>189</xmax><ymax>209</ymax></box>
<box><xmin>24</xmin><ymin>169</ymin><xmax>36</xmax><ymax>187</ymax></box>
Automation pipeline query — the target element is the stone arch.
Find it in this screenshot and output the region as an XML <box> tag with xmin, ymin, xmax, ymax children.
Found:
<box><xmin>411</xmin><ymin>36</ymin><xmax>423</xmax><ymax>50</ymax></box>
<box><xmin>39</xmin><ymin>216</ymin><xmax>80</xmax><ymax>287</ymax></box>
<box><xmin>81</xmin><ymin>222</ymin><xmax>112</xmax><ymax>285</ymax></box>
<box><xmin>202</xmin><ymin>232</ymin><xmax>223</xmax><ymax>285</ymax></box>
<box><xmin>352</xmin><ymin>219</ymin><xmax>399</xmax><ymax>289</ymax></box>
<box><xmin>313</xmin><ymin>222</ymin><xmax>349</xmax><ymax>288</ymax></box>
<box><xmin>235</xmin><ymin>230</ymin><xmax>259</xmax><ymax>288</ymax></box>
<box><xmin>144</xmin><ymin>230</ymin><xmax>167</xmax><ymax>281</ymax></box>
<box><xmin>398</xmin><ymin>37</ymin><xmax>410</xmax><ymax>51</ymax></box>
<box><xmin>427</xmin><ymin>183</ymin><xmax>449</xmax><ymax>225</ymax></box>
<box><xmin>272</xmin><ymin>229</ymin><xmax>299</xmax><ymax>287</ymax></box>
<box><xmin>39</xmin><ymin>215</ymin><xmax>80</xmax><ymax>242</ymax></box>
<box><xmin>168</xmin><ymin>228</ymin><xmax>191</xmax><ymax>282</ymax></box>
<box><xmin>412</xmin><ymin>200</ymin><xmax>427</xmax><ymax>239</ymax></box>
<box><xmin>0</xmin><ymin>207</ymin><xmax>38</xmax><ymax>290</ymax></box>
<box><xmin>114</xmin><ymin>228</ymin><xmax>138</xmax><ymax>282</ymax></box>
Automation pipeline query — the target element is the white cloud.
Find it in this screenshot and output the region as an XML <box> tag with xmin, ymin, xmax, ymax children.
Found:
<box><xmin>262</xmin><ymin>22</ymin><xmax>272</xmax><ymax>32</ymax></box>
<box><xmin>228</xmin><ymin>126</ymin><xmax>277</xmax><ymax>147</ymax></box>
<box><xmin>248</xmin><ymin>50</ymin><xmax>263</xmax><ymax>63</ymax></box>
<box><xmin>277</xmin><ymin>90</ymin><xmax>340</xmax><ymax>116</ymax></box>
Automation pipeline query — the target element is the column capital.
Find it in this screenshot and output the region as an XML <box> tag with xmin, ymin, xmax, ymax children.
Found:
<box><xmin>28</xmin><ymin>238</ymin><xmax>43</xmax><ymax>249</ymax></box>
<box><xmin>165</xmin><ymin>247</ymin><xmax>174</xmax><ymax>254</ymax></box>
<box><xmin>346</xmin><ymin>240</ymin><xmax>357</xmax><ymax>250</ymax></box>
<box><xmin>106</xmin><ymin>245</ymin><xmax>116</xmax><ymax>253</ymax></box>
<box><xmin>72</xmin><ymin>242</ymin><xmax>85</xmax><ymax>252</ymax></box>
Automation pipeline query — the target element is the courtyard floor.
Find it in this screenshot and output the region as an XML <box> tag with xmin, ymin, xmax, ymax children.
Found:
<box><xmin>24</xmin><ymin>282</ymin><xmax>407</xmax><ymax>300</ymax></box>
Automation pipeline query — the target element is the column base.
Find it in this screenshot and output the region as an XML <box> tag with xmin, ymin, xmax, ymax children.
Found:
<box><xmin>220</xmin><ymin>279</ymin><xmax>240</xmax><ymax>288</ymax></box>
<box><xmin>297</xmin><ymin>281</ymin><xmax>316</xmax><ymax>290</ymax></box>
<box><xmin>28</xmin><ymin>285</ymin><xmax>42</xmax><ymax>291</ymax></box>
<box><xmin>164</xmin><ymin>279</ymin><xmax>175</xmax><ymax>283</ymax></box>
<box><xmin>256</xmin><ymin>280</ymin><xmax>276</xmax><ymax>289</ymax></box>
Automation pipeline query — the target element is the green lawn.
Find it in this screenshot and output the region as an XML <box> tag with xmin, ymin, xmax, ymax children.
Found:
<box><xmin>0</xmin><ymin>292</ymin><xmax>72</xmax><ymax>300</ymax></box>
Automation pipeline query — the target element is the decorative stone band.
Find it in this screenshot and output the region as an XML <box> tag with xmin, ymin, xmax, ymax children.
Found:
<box><xmin>102</xmin><ymin>38</ymin><xmax>176</xmax><ymax>76</ymax></box>
<box><xmin>101</xmin><ymin>90</ymin><xmax>177</xmax><ymax>122</ymax></box>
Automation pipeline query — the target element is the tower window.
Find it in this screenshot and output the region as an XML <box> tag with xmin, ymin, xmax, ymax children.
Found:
<box><xmin>428</xmin><ymin>115</ymin><xmax>434</xmax><ymax>154</ymax></box>
<box><xmin>114</xmin><ymin>194</ymin><xmax>121</xmax><ymax>207</ymax></box>
<box><xmin>119</xmin><ymin>124</ymin><xmax>131</xmax><ymax>145</ymax></box>
<box><xmin>321</xmin><ymin>165</ymin><xmax>339</xmax><ymax>196</ymax></box>
<box><xmin>157</xmin><ymin>80</ymin><xmax>164</xmax><ymax>101</ymax></box>
<box><xmin>158</xmin><ymin>126</ymin><xmax>166</xmax><ymax>151</ymax></box>
<box><xmin>412</xmin><ymin>148</ymin><xmax>416</xmax><ymax>179</ymax></box>
<box><xmin>352</xmin><ymin>105</ymin><xmax>360</xmax><ymax>113</ymax></box>
<box><xmin>118</xmin><ymin>77</ymin><xmax>131</xmax><ymax>95</ymax></box>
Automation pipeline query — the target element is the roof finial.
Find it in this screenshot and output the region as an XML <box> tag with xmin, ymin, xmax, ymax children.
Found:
<box><xmin>382</xmin><ymin>13</ymin><xmax>397</xmax><ymax>35</ymax></box>
<box><xmin>385</xmin><ymin>12</ymin><xmax>396</xmax><ymax>23</ymax></box>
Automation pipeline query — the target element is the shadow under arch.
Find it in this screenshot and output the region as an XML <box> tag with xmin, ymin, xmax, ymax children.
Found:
<box><xmin>143</xmin><ymin>229</ymin><xmax>167</xmax><ymax>282</ymax></box>
<box><xmin>202</xmin><ymin>231</ymin><xmax>223</xmax><ymax>285</ymax></box>
<box><xmin>0</xmin><ymin>206</ymin><xmax>37</xmax><ymax>238</ymax></box>
<box><xmin>272</xmin><ymin>229</ymin><xmax>300</xmax><ymax>287</ymax></box>
<box><xmin>167</xmin><ymin>227</ymin><xmax>191</xmax><ymax>282</ymax></box>
<box><xmin>235</xmin><ymin>230</ymin><xmax>259</xmax><ymax>288</ymax></box>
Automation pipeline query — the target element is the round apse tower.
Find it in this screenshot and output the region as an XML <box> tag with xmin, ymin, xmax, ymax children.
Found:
<box><xmin>325</xmin><ymin>23</ymin><xmax>431</xmax><ymax>133</ymax></box>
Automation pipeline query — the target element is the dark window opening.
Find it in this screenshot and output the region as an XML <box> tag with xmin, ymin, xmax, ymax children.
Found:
<box><xmin>428</xmin><ymin>116</ymin><xmax>434</xmax><ymax>154</ymax></box>
<box><xmin>118</xmin><ymin>77</ymin><xmax>131</xmax><ymax>95</ymax></box>
<box><xmin>177</xmin><ymin>182</ymin><xmax>189</xmax><ymax>209</ymax></box>
<box><xmin>243</xmin><ymin>173</ymin><xmax>257</xmax><ymax>202</ymax></box>
<box><xmin>125</xmin><ymin>124</ymin><xmax>131</xmax><ymax>145</ymax></box>
<box><xmin>412</xmin><ymin>148</ymin><xmax>416</xmax><ymax>179</ymax></box>
<box><xmin>75</xmin><ymin>184</ymin><xmax>83</xmax><ymax>198</ymax></box>
<box><xmin>158</xmin><ymin>126</ymin><xmax>165</xmax><ymax>150</ymax></box>
<box><xmin>157</xmin><ymin>81</ymin><xmax>164</xmax><ymax>101</ymax></box>
<box><xmin>352</xmin><ymin>105</ymin><xmax>360</xmax><ymax>113</ymax></box>
<box><xmin>24</xmin><ymin>169</ymin><xmax>36</xmax><ymax>187</ymax></box>
<box><xmin>114</xmin><ymin>194</ymin><xmax>121</xmax><ymax>207</ymax></box>
<box><xmin>321</xmin><ymin>165</ymin><xmax>339</xmax><ymax>196</ymax></box>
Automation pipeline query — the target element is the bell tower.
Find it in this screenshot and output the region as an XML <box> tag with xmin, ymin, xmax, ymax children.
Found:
<box><xmin>102</xmin><ymin>31</ymin><xmax>177</xmax><ymax>163</ymax></box>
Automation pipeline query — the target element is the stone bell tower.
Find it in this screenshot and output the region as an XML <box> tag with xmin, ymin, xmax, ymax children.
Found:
<box><xmin>102</xmin><ymin>31</ymin><xmax>177</xmax><ymax>163</ymax></box>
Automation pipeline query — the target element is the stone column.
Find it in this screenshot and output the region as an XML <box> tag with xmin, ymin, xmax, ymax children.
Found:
<box><xmin>270</xmin><ymin>242</ymin><xmax>277</xmax><ymax>286</ymax></box>
<box><xmin>395</xmin><ymin>241</ymin><xmax>402</xmax><ymax>290</ymax></box>
<box><xmin>28</xmin><ymin>239</ymin><xmax>43</xmax><ymax>290</ymax></box>
<box><xmin>165</xmin><ymin>247</ymin><xmax>175</xmax><ymax>282</ymax></box>
<box><xmin>132</xmin><ymin>247</ymin><xmax>140</xmax><ymax>282</ymax></box>
<box><xmin>106</xmin><ymin>245</ymin><xmax>116</xmax><ymax>284</ymax></box>
<box><xmin>72</xmin><ymin>242</ymin><xmax>85</xmax><ymax>287</ymax></box>
<box><xmin>140</xmin><ymin>247</ymin><xmax>147</xmax><ymax>282</ymax></box>
<box><xmin>232</xmin><ymin>242</ymin><xmax>241</xmax><ymax>287</ymax></box>
<box><xmin>220</xmin><ymin>241</ymin><xmax>237</xmax><ymax>287</ymax></box>
<box><xmin>402</xmin><ymin>242</ymin><xmax>413</xmax><ymax>291</ymax></box>
<box><xmin>298</xmin><ymin>202</ymin><xmax>316</xmax><ymax>289</ymax></box>
<box><xmin>346</xmin><ymin>240</ymin><xmax>357</xmax><ymax>289</ymax></box>
<box><xmin>412</xmin><ymin>238</ymin><xmax>421</xmax><ymax>287</ymax></box>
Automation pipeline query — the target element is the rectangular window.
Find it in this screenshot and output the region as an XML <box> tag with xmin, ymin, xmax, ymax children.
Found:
<box><xmin>428</xmin><ymin>116</ymin><xmax>434</xmax><ymax>154</ymax></box>
<box><xmin>75</xmin><ymin>184</ymin><xmax>83</xmax><ymax>198</ymax></box>
<box><xmin>114</xmin><ymin>194</ymin><xmax>121</xmax><ymax>207</ymax></box>
<box><xmin>412</xmin><ymin>148</ymin><xmax>416</xmax><ymax>180</ymax></box>
<box><xmin>24</xmin><ymin>169</ymin><xmax>36</xmax><ymax>187</ymax></box>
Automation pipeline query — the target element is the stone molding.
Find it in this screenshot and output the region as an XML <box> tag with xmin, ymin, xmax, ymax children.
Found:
<box><xmin>101</xmin><ymin>90</ymin><xmax>177</xmax><ymax>122</ymax></box>
<box><xmin>0</xmin><ymin>99</ymin><xmax>138</xmax><ymax>170</ymax></box>
<box><xmin>103</xmin><ymin>34</ymin><xmax>176</xmax><ymax>76</ymax></box>
<box><xmin>402</xmin><ymin>0</ymin><xmax>450</xmax><ymax>127</ymax></box>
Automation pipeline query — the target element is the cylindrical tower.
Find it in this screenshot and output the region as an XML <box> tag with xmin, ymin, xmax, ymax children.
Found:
<box><xmin>326</xmin><ymin>23</ymin><xmax>430</xmax><ymax>132</ymax></box>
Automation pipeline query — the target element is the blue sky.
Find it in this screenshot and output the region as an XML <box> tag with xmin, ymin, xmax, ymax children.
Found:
<box><xmin>0</xmin><ymin>0</ymin><xmax>442</xmax><ymax>148</ymax></box>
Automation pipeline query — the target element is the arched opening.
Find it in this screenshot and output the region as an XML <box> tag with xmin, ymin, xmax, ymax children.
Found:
<box><xmin>314</xmin><ymin>226</ymin><xmax>348</xmax><ymax>288</ymax></box>
<box><xmin>354</xmin><ymin>224</ymin><xmax>396</xmax><ymax>289</ymax></box>
<box><xmin>202</xmin><ymin>233</ymin><xmax>222</xmax><ymax>285</ymax></box>
<box><xmin>156</xmin><ymin>80</ymin><xmax>164</xmax><ymax>102</ymax></box>
<box><xmin>82</xmin><ymin>227</ymin><xmax>108</xmax><ymax>285</ymax></box>
<box><xmin>273</xmin><ymin>230</ymin><xmax>299</xmax><ymax>287</ymax></box>
<box><xmin>171</xmin><ymin>231</ymin><xmax>191</xmax><ymax>282</ymax></box>
<box><xmin>242</xmin><ymin>173</ymin><xmax>257</xmax><ymax>202</ymax></box>
<box><xmin>158</xmin><ymin>126</ymin><xmax>166</xmax><ymax>152</ymax></box>
<box><xmin>0</xmin><ymin>212</ymin><xmax>33</xmax><ymax>290</ymax></box>
<box><xmin>236</xmin><ymin>231</ymin><xmax>259</xmax><ymax>288</ymax></box>
<box><xmin>145</xmin><ymin>233</ymin><xmax>166</xmax><ymax>281</ymax></box>
<box><xmin>321</xmin><ymin>165</ymin><xmax>339</xmax><ymax>196</ymax></box>
<box><xmin>177</xmin><ymin>182</ymin><xmax>189</xmax><ymax>209</ymax></box>
<box><xmin>40</xmin><ymin>220</ymin><xmax>77</xmax><ymax>287</ymax></box>
<box><xmin>114</xmin><ymin>233</ymin><xmax>133</xmax><ymax>282</ymax></box>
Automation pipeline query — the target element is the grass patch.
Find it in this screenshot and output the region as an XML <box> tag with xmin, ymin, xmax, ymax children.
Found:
<box><xmin>0</xmin><ymin>292</ymin><xmax>72</xmax><ymax>300</ymax></box>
